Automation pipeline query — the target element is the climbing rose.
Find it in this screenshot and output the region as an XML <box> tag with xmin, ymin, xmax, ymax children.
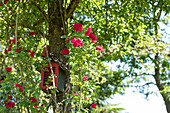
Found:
<box><xmin>17</xmin><ymin>41</ymin><xmax>20</xmax><ymax>45</ymax></box>
<box><xmin>76</xmin><ymin>38</ymin><xmax>81</xmax><ymax>43</ymax></box>
<box><xmin>4</xmin><ymin>0</ymin><xmax>8</xmax><ymax>4</ymax></box>
<box><xmin>24</xmin><ymin>50</ymin><xmax>31</xmax><ymax>52</ymax></box>
<box><xmin>27</xmin><ymin>66</ymin><xmax>31</xmax><ymax>69</ymax></box>
<box><xmin>17</xmin><ymin>37</ymin><xmax>21</xmax><ymax>40</ymax></box>
<box><xmin>83</xmin><ymin>76</ymin><xmax>88</xmax><ymax>81</ymax></box>
<box><xmin>4</xmin><ymin>49</ymin><xmax>7</xmax><ymax>54</ymax></box>
<box><xmin>29</xmin><ymin>32</ymin><xmax>35</xmax><ymax>36</ymax></box>
<box><xmin>0</xmin><ymin>55</ymin><xmax>3</xmax><ymax>58</ymax></box>
<box><xmin>8</xmin><ymin>40</ymin><xmax>11</xmax><ymax>44</ymax></box>
<box><xmin>73</xmin><ymin>23</ymin><xmax>83</xmax><ymax>32</ymax></box>
<box><xmin>61</xmin><ymin>49</ymin><xmax>70</xmax><ymax>55</ymax></box>
<box><xmin>89</xmin><ymin>33</ymin><xmax>97</xmax><ymax>43</ymax></box>
<box><xmin>66</xmin><ymin>39</ymin><xmax>69</xmax><ymax>43</ymax></box>
<box><xmin>29</xmin><ymin>97</ymin><xmax>37</xmax><ymax>103</ymax></box>
<box><xmin>71</xmin><ymin>38</ymin><xmax>76</xmax><ymax>43</ymax></box>
<box><xmin>38</xmin><ymin>110</ymin><xmax>41</xmax><ymax>112</ymax></box>
<box><xmin>8</xmin><ymin>48</ymin><xmax>11</xmax><ymax>51</ymax></box>
<box><xmin>15</xmin><ymin>48</ymin><xmax>21</xmax><ymax>53</ymax></box>
<box><xmin>34</xmin><ymin>105</ymin><xmax>38</xmax><ymax>108</ymax></box>
<box><xmin>73</xmin><ymin>42</ymin><xmax>78</xmax><ymax>47</ymax></box>
<box><xmin>30</xmin><ymin>51</ymin><xmax>35</xmax><ymax>57</ymax></box>
<box><xmin>7</xmin><ymin>96</ymin><xmax>12</xmax><ymax>100</ymax></box>
<box><xmin>14</xmin><ymin>83</ymin><xmax>22</xmax><ymax>87</ymax></box>
<box><xmin>71</xmin><ymin>38</ymin><xmax>83</xmax><ymax>47</ymax></box>
<box><xmin>5</xmin><ymin>102</ymin><xmax>15</xmax><ymax>108</ymax></box>
<box><xmin>9</xmin><ymin>44</ymin><xmax>13</xmax><ymax>48</ymax></box>
<box><xmin>79</xmin><ymin>42</ymin><xmax>83</xmax><ymax>47</ymax></box>
<box><xmin>9</xmin><ymin>7</ymin><xmax>12</xmax><ymax>10</ymax></box>
<box><xmin>85</xmin><ymin>31</ymin><xmax>89</xmax><ymax>36</ymax></box>
<box><xmin>85</xmin><ymin>98</ymin><xmax>87</xmax><ymax>100</ymax></box>
<box><xmin>6</xmin><ymin>68</ymin><xmax>12</xmax><ymax>72</ymax></box>
<box><xmin>96</xmin><ymin>46</ymin><xmax>105</xmax><ymax>52</ymax></box>
<box><xmin>12</xmin><ymin>38</ymin><xmax>16</xmax><ymax>44</ymax></box>
<box><xmin>74</xmin><ymin>94</ymin><xmax>78</xmax><ymax>96</ymax></box>
<box><xmin>91</xmin><ymin>104</ymin><xmax>96</xmax><ymax>108</ymax></box>
<box><xmin>0</xmin><ymin>4</ymin><xmax>2</xmax><ymax>6</ymax></box>
<box><xmin>87</xmin><ymin>28</ymin><xmax>92</xmax><ymax>32</ymax></box>
<box><xmin>19</xmin><ymin>88</ymin><xmax>23</xmax><ymax>92</ymax></box>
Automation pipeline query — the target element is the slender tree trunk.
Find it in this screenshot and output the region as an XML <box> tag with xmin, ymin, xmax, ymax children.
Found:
<box><xmin>154</xmin><ymin>53</ymin><xmax>170</xmax><ymax>113</ymax></box>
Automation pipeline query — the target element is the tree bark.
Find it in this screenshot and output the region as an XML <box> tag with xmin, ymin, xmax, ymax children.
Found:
<box><xmin>48</xmin><ymin>0</ymin><xmax>70</xmax><ymax>112</ymax></box>
<box><xmin>154</xmin><ymin>53</ymin><xmax>170</xmax><ymax>113</ymax></box>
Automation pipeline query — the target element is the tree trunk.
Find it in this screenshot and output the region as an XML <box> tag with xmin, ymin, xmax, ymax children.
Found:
<box><xmin>154</xmin><ymin>53</ymin><xmax>170</xmax><ymax>113</ymax></box>
<box><xmin>48</xmin><ymin>0</ymin><xmax>70</xmax><ymax>112</ymax></box>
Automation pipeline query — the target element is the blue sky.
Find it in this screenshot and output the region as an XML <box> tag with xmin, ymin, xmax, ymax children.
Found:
<box><xmin>107</xmin><ymin>87</ymin><xmax>167</xmax><ymax>113</ymax></box>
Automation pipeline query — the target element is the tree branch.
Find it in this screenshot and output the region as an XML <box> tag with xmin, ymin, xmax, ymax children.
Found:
<box><xmin>31</xmin><ymin>1</ymin><xmax>49</xmax><ymax>23</ymax></box>
<box><xmin>66</xmin><ymin>0</ymin><xmax>81</xmax><ymax>20</ymax></box>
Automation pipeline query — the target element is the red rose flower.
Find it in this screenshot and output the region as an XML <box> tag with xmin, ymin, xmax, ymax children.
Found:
<box><xmin>38</xmin><ymin>110</ymin><xmax>41</xmax><ymax>112</ymax></box>
<box><xmin>6</xmin><ymin>68</ymin><xmax>12</xmax><ymax>72</ymax></box>
<box><xmin>29</xmin><ymin>97</ymin><xmax>37</xmax><ymax>103</ymax></box>
<box><xmin>17</xmin><ymin>41</ymin><xmax>20</xmax><ymax>45</ymax></box>
<box><xmin>4</xmin><ymin>0</ymin><xmax>8</xmax><ymax>4</ymax></box>
<box><xmin>73</xmin><ymin>23</ymin><xmax>83</xmax><ymax>32</ymax></box>
<box><xmin>76</xmin><ymin>38</ymin><xmax>81</xmax><ymax>43</ymax></box>
<box><xmin>5</xmin><ymin>102</ymin><xmax>15</xmax><ymax>108</ymax></box>
<box><xmin>73</xmin><ymin>42</ymin><xmax>79</xmax><ymax>47</ymax></box>
<box><xmin>89</xmin><ymin>33</ymin><xmax>97</xmax><ymax>43</ymax></box>
<box><xmin>30</xmin><ymin>51</ymin><xmax>35</xmax><ymax>57</ymax></box>
<box><xmin>8</xmin><ymin>40</ymin><xmax>11</xmax><ymax>44</ymax></box>
<box><xmin>12</xmin><ymin>38</ymin><xmax>16</xmax><ymax>44</ymax></box>
<box><xmin>87</xmin><ymin>28</ymin><xmax>92</xmax><ymax>32</ymax></box>
<box><xmin>83</xmin><ymin>76</ymin><xmax>88</xmax><ymax>81</ymax></box>
<box><xmin>14</xmin><ymin>83</ymin><xmax>22</xmax><ymax>87</ymax></box>
<box><xmin>15</xmin><ymin>48</ymin><xmax>21</xmax><ymax>53</ymax></box>
<box><xmin>9</xmin><ymin>45</ymin><xmax>13</xmax><ymax>48</ymax></box>
<box><xmin>19</xmin><ymin>88</ymin><xmax>23</xmax><ymax>92</ymax></box>
<box><xmin>4</xmin><ymin>49</ymin><xmax>7</xmax><ymax>54</ymax></box>
<box><xmin>66</xmin><ymin>39</ymin><xmax>69</xmax><ymax>42</ymax></box>
<box><xmin>61</xmin><ymin>49</ymin><xmax>70</xmax><ymax>55</ymax></box>
<box><xmin>79</xmin><ymin>42</ymin><xmax>83</xmax><ymax>47</ymax></box>
<box><xmin>85</xmin><ymin>31</ymin><xmax>89</xmax><ymax>36</ymax></box>
<box><xmin>85</xmin><ymin>98</ymin><xmax>87</xmax><ymax>100</ymax></box>
<box><xmin>0</xmin><ymin>4</ymin><xmax>2</xmax><ymax>6</ymax></box>
<box><xmin>7</xmin><ymin>96</ymin><xmax>12</xmax><ymax>100</ymax></box>
<box><xmin>71</xmin><ymin>38</ymin><xmax>76</xmax><ymax>43</ymax></box>
<box><xmin>29</xmin><ymin>32</ymin><xmax>35</xmax><ymax>36</ymax></box>
<box><xmin>0</xmin><ymin>55</ymin><xmax>3</xmax><ymax>58</ymax></box>
<box><xmin>96</xmin><ymin>46</ymin><xmax>105</xmax><ymax>52</ymax></box>
<box><xmin>91</xmin><ymin>104</ymin><xmax>96</xmax><ymax>108</ymax></box>
<box><xmin>8</xmin><ymin>48</ymin><xmax>11</xmax><ymax>51</ymax></box>
<box><xmin>24</xmin><ymin>50</ymin><xmax>31</xmax><ymax>52</ymax></box>
<box><xmin>17</xmin><ymin>37</ymin><xmax>21</xmax><ymax>40</ymax></box>
<box><xmin>34</xmin><ymin>105</ymin><xmax>37</xmax><ymax>108</ymax></box>
<box><xmin>27</xmin><ymin>66</ymin><xmax>30</xmax><ymax>69</ymax></box>
<box><xmin>9</xmin><ymin>7</ymin><xmax>12</xmax><ymax>10</ymax></box>
<box><xmin>74</xmin><ymin>93</ymin><xmax>78</xmax><ymax>96</ymax></box>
